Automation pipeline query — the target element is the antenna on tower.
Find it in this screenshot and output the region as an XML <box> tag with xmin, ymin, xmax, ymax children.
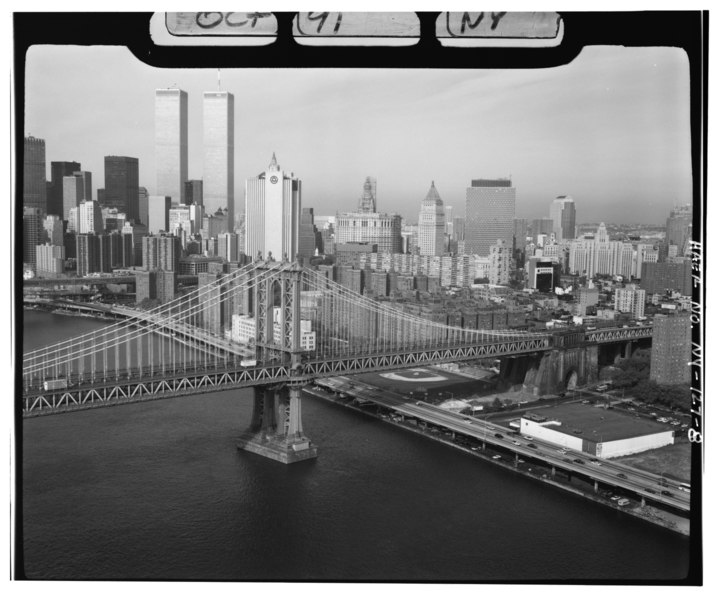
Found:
<box><xmin>217</xmin><ymin>68</ymin><xmax>221</xmax><ymax>90</ymax></box>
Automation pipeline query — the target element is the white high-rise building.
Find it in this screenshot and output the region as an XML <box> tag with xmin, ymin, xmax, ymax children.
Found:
<box><xmin>418</xmin><ymin>181</ymin><xmax>445</xmax><ymax>257</ymax></box>
<box><xmin>549</xmin><ymin>196</ymin><xmax>576</xmax><ymax>241</ymax></box>
<box><xmin>465</xmin><ymin>178</ymin><xmax>515</xmax><ymax>257</ymax></box>
<box><xmin>203</xmin><ymin>91</ymin><xmax>234</xmax><ymax>232</ymax></box>
<box><xmin>615</xmin><ymin>285</ymin><xmax>646</xmax><ymax>319</ymax></box>
<box><xmin>78</xmin><ymin>199</ymin><xmax>103</xmax><ymax>234</ymax></box>
<box><xmin>245</xmin><ymin>154</ymin><xmax>301</xmax><ymax>261</ymax></box>
<box><xmin>155</xmin><ymin>88</ymin><xmax>188</xmax><ymax>204</ymax></box>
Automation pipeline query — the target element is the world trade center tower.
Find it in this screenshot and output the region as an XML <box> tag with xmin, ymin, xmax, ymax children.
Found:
<box><xmin>203</xmin><ymin>91</ymin><xmax>235</xmax><ymax>233</ymax></box>
<box><xmin>155</xmin><ymin>88</ymin><xmax>188</xmax><ymax>204</ymax></box>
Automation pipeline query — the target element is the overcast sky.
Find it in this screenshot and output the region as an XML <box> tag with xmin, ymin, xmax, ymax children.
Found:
<box><xmin>25</xmin><ymin>43</ymin><xmax>692</xmax><ymax>224</ymax></box>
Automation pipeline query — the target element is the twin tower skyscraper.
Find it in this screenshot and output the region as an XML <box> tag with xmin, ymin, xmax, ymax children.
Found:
<box><xmin>154</xmin><ymin>88</ymin><xmax>235</xmax><ymax>230</ymax></box>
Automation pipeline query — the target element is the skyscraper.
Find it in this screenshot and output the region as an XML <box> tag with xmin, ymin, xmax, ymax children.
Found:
<box><xmin>104</xmin><ymin>156</ymin><xmax>140</xmax><ymax>223</ymax></box>
<box><xmin>155</xmin><ymin>88</ymin><xmax>188</xmax><ymax>204</ymax></box>
<box><xmin>24</xmin><ymin>137</ymin><xmax>47</xmax><ymax>213</ymax></box>
<box><xmin>62</xmin><ymin>171</ymin><xmax>92</xmax><ymax>220</ymax></box>
<box><xmin>23</xmin><ymin>207</ymin><xmax>42</xmax><ymax>268</ymax></box>
<box><xmin>245</xmin><ymin>154</ymin><xmax>301</xmax><ymax>261</ymax></box>
<box><xmin>418</xmin><ymin>181</ymin><xmax>445</xmax><ymax>257</ymax></box>
<box><xmin>78</xmin><ymin>200</ymin><xmax>104</xmax><ymax>234</ymax></box>
<box><xmin>185</xmin><ymin>179</ymin><xmax>204</xmax><ymax>206</ymax></box>
<box><xmin>203</xmin><ymin>91</ymin><xmax>234</xmax><ymax>232</ymax></box>
<box><xmin>465</xmin><ymin>178</ymin><xmax>515</xmax><ymax>257</ymax></box>
<box><xmin>48</xmin><ymin>161</ymin><xmax>80</xmax><ymax>217</ymax></box>
<box><xmin>549</xmin><ymin>195</ymin><xmax>576</xmax><ymax>241</ymax></box>
<box><xmin>665</xmin><ymin>204</ymin><xmax>692</xmax><ymax>253</ymax></box>
<box><xmin>148</xmin><ymin>195</ymin><xmax>172</xmax><ymax>234</ymax></box>
<box><xmin>138</xmin><ymin>186</ymin><xmax>149</xmax><ymax>226</ymax></box>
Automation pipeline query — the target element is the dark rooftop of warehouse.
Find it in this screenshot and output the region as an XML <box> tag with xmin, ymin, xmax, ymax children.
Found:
<box><xmin>521</xmin><ymin>403</ymin><xmax>674</xmax><ymax>443</ymax></box>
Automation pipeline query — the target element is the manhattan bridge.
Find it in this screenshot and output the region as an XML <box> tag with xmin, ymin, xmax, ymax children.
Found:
<box><xmin>22</xmin><ymin>258</ymin><xmax>652</xmax><ymax>463</ymax></box>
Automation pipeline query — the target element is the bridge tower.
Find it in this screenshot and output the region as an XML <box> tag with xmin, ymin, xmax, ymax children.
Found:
<box><xmin>237</xmin><ymin>260</ymin><xmax>318</xmax><ymax>463</ymax></box>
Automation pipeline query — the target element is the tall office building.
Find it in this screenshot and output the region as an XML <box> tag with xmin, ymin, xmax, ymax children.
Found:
<box><xmin>148</xmin><ymin>195</ymin><xmax>172</xmax><ymax>234</ymax></box>
<box><xmin>203</xmin><ymin>91</ymin><xmax>234</xmax><ymax>232</ymax></box>
<box><xmin>36</xmin><ymin>243</ymin><xmax>65</xmax><ymax>276</ymax></box>
<box><xmin>48</xmin><ymin>161</ymin><xmax>80</xmax><ymax>216</ymax></box>
<box><xmin>298</xmin><ymin>207</ymin><xmax>318</xmax><ymax>261</ymax></box>
<box><xmin>650</xmin><ymin>313</ymin><xmax>691</xmax><ymax>385</ymax></box>
<box><xmin>24</xmin><ymin>136</ymin><xmax>47</xmax><ymax>213</ymax></box>
<box><xmin>665</xmin><ymin>204</ymin><xmax>692</xmax><ymax>253</ymax></box>
<box><xmin>549</xmin><ymin>196</ymin><xmax>576</xmax><ymax>241</ymax></box>
<box><xmin>138</xmin><ymin>186</ymin><xmax>149</xmax><ymax>225</ymax></box>
<box><xmin>185</xmin><ymin>179</ymin><xmax>203</xmax><ymax>206</ymax></box>
<box><xmin>418</xmin><ymin>181</ymin><xmax>445</xmax><ymax>257</ymax></box>
<box><xmin>155</xmin><ymin>88</ymin><xmax>188</xmax><ymax>204</ymax></box>
<box><xmin>23</xmin><ymin>207</ymin><xmax>43</xmax><ymax>268</ymax></box>
<box><xmin>104</xmin><ymin>156</ymin><xmax>140</xmax><ymax>223</ymax></box>
<box><xmin>43</xmin><ymin>214</ymin><xmax>64</xmax><ymax>246</ymax></box>
<box><xmin>465</xmin><ymin>178</ymin><xmax>515</xmax><ymax>256</ymax></box>
<box><xmin>78</xmin><ymin>200</ymin><xmax>104</xmax><ymax>234</ymax></box>
<box><xmin>445</xmin><ymin>206</ymin><xmax>454</xmax><ymax>237</ymax></box>
<box><xmin>62</xmin><ymin>171</ymin><xmax>92</xmax><ymax>220</ymax></box>
<box><xmin>245</xmin><ymin>153</ymin><xmax>301</xmax><ymax>261</ymax></box>
<box><xmin>142</xmin><ymin>234</ymin><xmax>182</xmax><ymax>272</ymax></box>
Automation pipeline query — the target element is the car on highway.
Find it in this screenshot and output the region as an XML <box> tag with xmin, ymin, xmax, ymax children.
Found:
<box><xmin>590</xmin><ymin>460</ymin><xmax>601</xmax><ymax>466</ymax></box>
<box><xmin>617</xmin><ymin>498</ymin><xmax>630</xmax><ymax>507</ymax></box>
<box><xmin>573</xmin><ymin>458</ymin><xmax>584</xmax><ymax>464</ymax></box>
<box><xmin>487</xmin><ymin>425</ymin><xmax>495</xmax><ymax>430</ymax></box>
<box><xmin>523</xmin><ymin>435</ymin><xmax>533</xmax><ymax>440</ymax></box>
<box><xmin>661</xmin><ymin>490</ymin><xmax>674</xmax><ymax>497</ymax></box>
<box><xmin>527</xmin><ymin>443</ymin><xmax>537</xmax><ymax>449</ymax></box>
<box><xmin>494</xmin><ymin>433</ymin><xmax>503</xmax><ymax>439</ymax></box>
<box><xmin>616</xmin><ymin>473</ymin><xmax>628</xmax><ymax>479</ymax></box>
<box><xmin>463</xmin><ymin>418</ymin><xmax>471</xmax><ymax>423</ymax></box>
<box><xmin>492</xmin><ymin>455</ymin><xmax>502</xmax><ymax>460</ymax></box>
<box><xmin>557</xmin><ymin>448</ymin><xmax>568</xmax><ymax>454</ymax></box>
<box><xmin>644</xmin><ymin>488</ymin><xmax>656</xmax><ymax>494</ymax></box>
<box><xmin>610</xmin><ymin>495</ymin><xmax>621</xmax><ymax>501</ymax></box>
<box><xmin>512</xmin><ymin>441</ymin><xmax>521</xmax><ymax>446</ymax></box>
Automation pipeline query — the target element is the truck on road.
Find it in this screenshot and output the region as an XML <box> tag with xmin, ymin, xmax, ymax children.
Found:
<box><xmin>43</xmin><ymin>378</ymin><xmax>68</xmax><ymax>391</ymax></box>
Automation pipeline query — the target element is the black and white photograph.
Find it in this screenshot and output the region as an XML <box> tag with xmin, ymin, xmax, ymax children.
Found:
<box><xmin>12</xmin><ymin>8</ymin><xmax>708</xmax><ymax>586</ymax></box>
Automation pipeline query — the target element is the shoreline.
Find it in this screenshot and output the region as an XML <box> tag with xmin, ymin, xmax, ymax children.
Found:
<box><xmin>305</xmin><ymin>387</ymin><xmax>690</xmax><ymax>538</ymax></box>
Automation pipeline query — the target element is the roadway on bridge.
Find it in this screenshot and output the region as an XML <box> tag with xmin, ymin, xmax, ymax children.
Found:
<box><xmin>312</xmin><ymin>376</ymin><xmax>690</xmax><ymax>513</ymax></box>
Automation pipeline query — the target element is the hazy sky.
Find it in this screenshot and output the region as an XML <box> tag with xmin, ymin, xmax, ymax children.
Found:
<box><xmin>25</xmin><ymin>44</ymin><xmax>692</xmax><ymax>224</ymax></box>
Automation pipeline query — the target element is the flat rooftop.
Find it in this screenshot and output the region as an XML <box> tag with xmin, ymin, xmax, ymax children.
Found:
<box><xmin>522</xmin><ymin>403</ymin><xmax>674</xmax><ymax>443</ymax></box>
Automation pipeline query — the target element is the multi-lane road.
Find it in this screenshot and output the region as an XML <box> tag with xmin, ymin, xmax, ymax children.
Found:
<box><xmin>312</xmin><ymin>376</ymin><xmax>690</xmax><ymax>513</ymax></box>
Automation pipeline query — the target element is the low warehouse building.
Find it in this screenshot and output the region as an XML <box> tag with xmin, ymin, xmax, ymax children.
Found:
<box><xmin>520</xmin><ymin>404</ymin><xmax>675</xmax><ymax>458</ymax></box>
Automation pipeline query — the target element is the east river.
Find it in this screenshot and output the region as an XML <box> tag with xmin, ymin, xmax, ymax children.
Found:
<box><xmin>19</xmin><ymin>310</ymin><xmax>691</xmax><ymax>581</ymax></box>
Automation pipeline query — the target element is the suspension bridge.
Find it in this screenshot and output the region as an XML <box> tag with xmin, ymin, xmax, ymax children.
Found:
<box><xmin>21</xmin><ymin>259</ymin><xmax>653</xmax><ymax>463</ymax></box>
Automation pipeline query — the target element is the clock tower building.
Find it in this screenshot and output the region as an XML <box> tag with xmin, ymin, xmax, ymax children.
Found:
<box><xmin>245</xmin><ymin>153</ymin><xmax>301</xmax><ymax>262</ymax></box>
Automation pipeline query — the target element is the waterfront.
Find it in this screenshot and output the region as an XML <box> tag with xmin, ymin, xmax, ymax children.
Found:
<box><xmin>20</xmin><ymin>311</ymin><xmax>691</xmax><ymax>581</ymax></box>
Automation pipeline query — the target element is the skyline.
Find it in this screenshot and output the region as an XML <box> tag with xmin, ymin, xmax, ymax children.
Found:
<box><xmin>25</xmin><ymin>43</ymin><xmax>692</xmax><ymax>224</ymax></box>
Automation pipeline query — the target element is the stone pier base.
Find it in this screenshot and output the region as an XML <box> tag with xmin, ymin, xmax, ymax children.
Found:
<box><xmin>237</xmin><ymin>384</ymin><xmax>318</xmax><ymax>464</ymax></box>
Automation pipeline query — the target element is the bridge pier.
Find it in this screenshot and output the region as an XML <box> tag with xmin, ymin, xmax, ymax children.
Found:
<box><xmin>237</xmin><ymin>384</ymin><xmax>318</xmax><ymax>464</ymax></box>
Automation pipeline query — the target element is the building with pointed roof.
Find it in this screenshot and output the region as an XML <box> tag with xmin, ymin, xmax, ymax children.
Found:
<box><xmin>418</xmin><ymin>181</ymin><xmax>445</xmax><ymax>257</ymax></box>
<box><xmin>335</xmin><ymin>177</ymin><xmax>402</xmax><ymax>254</ymax></box>
<box><xmin>244</xmin><ymin>153</ymin><xmax>301</xmax><ymax>261</ymax></box>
